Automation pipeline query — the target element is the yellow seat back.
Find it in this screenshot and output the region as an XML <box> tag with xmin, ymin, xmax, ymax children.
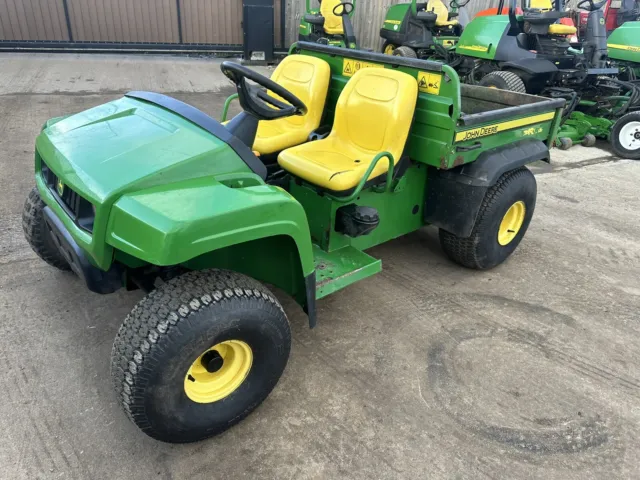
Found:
<box><xmin>426</xmin><ymin>0</ymin><xmax>458</xmax><ymax>26</ymax></box>
<box><xmin>253</xmin><ymin>55</ymin><xmax>330</xmax><ymax>154</ymax></box>
<box><xmin>529</xmin><ymin>0</ymin><xmax>553</xmax><ymax>11</ymax></box>
<box><xmin>331</xmin><ymin>68</ymin><xmax>417</xmax><ymax>159</ymax></box>
<box><xmin>320</xmin><ymin>0</ymin><xmax>344</xmax><ymax>35</ymax></box>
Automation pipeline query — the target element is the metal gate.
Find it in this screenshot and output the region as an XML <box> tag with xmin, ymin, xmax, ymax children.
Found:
<box><xmin>0</xmin><ymin>0</ymin><xmax>284</xmax><ymax>52</ymax></box>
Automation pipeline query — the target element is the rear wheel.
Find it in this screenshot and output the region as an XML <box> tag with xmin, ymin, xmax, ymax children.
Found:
<box><xmin>479</xmin><ymin>70</ymin><xmax>526</xmax><ymax>93</ymax></box>
<box><xmin>393</xmin><ymin>46</ymin><xmax>417</xmax><ymax>58</ymax></box>
<box><xmin>111</xmin><ymin>269</ymin><xmax>291</xmax><ymax>443</ymax></box>
<box><xmin>611</xmin><ymin>112</ymin><xmax>640</xmax><ymax>160</ymax></box>
<box><xmin>382</xmin><ymin>41</ymin><xmax>397</xmax><ymax>55</ymax></box>
<box><xmin>22</xmin><ymin>187</ymin><xmax>70</xmax><ymax>271</ymax></box>
<box><xmin>439</xmin><ymin>167</ymin><xmax>536</xmax><ymax>270</ymax></box>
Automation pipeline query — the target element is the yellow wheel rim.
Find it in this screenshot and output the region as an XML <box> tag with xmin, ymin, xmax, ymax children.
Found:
<box><xmin>184</xmin><ymin>340</ymin><xmax>253</xmax><ymax>403</ymax></box>
<box><xmin>498</xmin><ymin>201</ymin><xmax>526</xmax><ymax>246</ymax></box>
<box><xmin>384</xmin><ymin>44</ymin><xmax>395</xmax><ymax>55</ymax></box>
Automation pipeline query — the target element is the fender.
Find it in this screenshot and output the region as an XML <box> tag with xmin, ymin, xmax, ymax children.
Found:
<box><xmin>107</xmin><ymin>179</ymin><xmax>318</xmax><ymax>325</ymax></box>
<box><xmin>424</xmin><ymin>139</ymin><xmax>548</xmax><ymax>237</ymax></box>
<box><xmin>501</xmin><ymin>58</ymin><xmax>558</xmax><ymax>75</ymax></box>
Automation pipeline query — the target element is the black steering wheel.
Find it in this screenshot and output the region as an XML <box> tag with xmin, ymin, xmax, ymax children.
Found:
<box><xmin>333</xmin><ymin>2</ymin><xmax>354</xmax><ymax>16</ymax></box>
<box><xmin>577</xmin><ymin>0</ymin><xmax>607</xmax><ymax>11</ymax></box>
<box><xmin>220</xmin><ymin>62</ymin><xmax>307</xmax><ymax>120</ymax></box>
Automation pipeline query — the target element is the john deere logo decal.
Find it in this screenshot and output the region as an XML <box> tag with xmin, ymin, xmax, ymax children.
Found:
<box><xmin>57</xmin><ymin>179</ymin><xmax>64</xmax><ymax>196</ymax></box>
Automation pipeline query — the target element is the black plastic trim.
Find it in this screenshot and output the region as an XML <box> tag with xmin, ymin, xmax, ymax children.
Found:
<box><xmin>126</xmin><ymin>91</ymin><xmax>267</xmax><ymax>180</ymax></box>
<box><xmin>460</xmin><ymin>97</ymin><xmax>565</xmax><ymax>126</ymax></box>
<box><xmin>43</xmin><ymin>207</ymin><xmax>122</xmax><ymax>294</ymax></box>
<box><xmin>295</xmin><ymin>41</ymin><xmax>444</xmax><ymax>72</ymax></box>
<box><xmin>424</xmin><ymin>139</ymin><xmax>547</xmax><ymax>237</ymax></box>
<box><xmin>303</xmin><ymin>272</ymin><xmax>317</xmax><ymax>328</ymax></box>
<box><xmin>501</xmin><ymin>58</ymin><xmax>559</xmax><ymax>74</ymax></box>
<box><xmin>451</xmin><ymin>138</ymin><xmax>549</xmax><ymax>187</ymax></box>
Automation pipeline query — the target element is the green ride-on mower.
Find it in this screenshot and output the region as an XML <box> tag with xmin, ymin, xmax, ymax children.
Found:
<box><xmin>380</xmin><ymin>0</ymin><xmax>471</xmax><ymax>58</ymax></box>
<box><xmin>604</xmin><ymin>5</ymin><xmax>640</xmax><ymax>158</ymax></box>
<box><xmin>448</xmin><ymin>0</ymin><xmax>640</xmax><ymax>153</ymax></box>
<box><xmin>299</xmin><ymin>0</ymin><xmax>358</xmax><ymax>48</ymax></box>
<box><xmin>23</xmin><ymin>42</ymin><xmax>564</xmax><ymax>443</ymax></box>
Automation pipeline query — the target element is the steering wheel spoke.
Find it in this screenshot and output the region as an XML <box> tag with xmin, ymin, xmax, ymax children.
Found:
<box><xmin>220</xmin><ymin>62</ymin><xmax>307</xmax><ymax>121</ymax></box>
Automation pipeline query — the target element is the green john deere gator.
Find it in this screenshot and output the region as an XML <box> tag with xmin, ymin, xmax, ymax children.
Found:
<box><xmin>23</xmin><ymin>42</ymin><xmax>563</xmax><ymax>443</ymax></box>
<box><xmin>380</xmin><ymin>0</ymin><xmax>471</xmax><ymax>58</ymax></box>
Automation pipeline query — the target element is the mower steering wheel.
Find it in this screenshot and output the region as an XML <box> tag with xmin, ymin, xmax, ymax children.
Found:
<box><xmin>333</xmin><ymin>2</ymin><xmax>354</xmax><ymax>16</ymax></box>
<box><xmin>220</xmin><ymin>62</ymin><xmax>307</xmax><ymax>120</ymax></box>
<box><xmin>577</xmin><ymin>0</ymin><xmax>606</xmax><ymax>11</ymax></box>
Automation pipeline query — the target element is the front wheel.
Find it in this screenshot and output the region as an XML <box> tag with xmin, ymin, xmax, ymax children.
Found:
<box><xmin>111</xmin><ymin>269</ymin><xmax>291</xmax><ymax>443</ymax></box>
<box><xmin>611</xmin><ymin>112</ymin><xmax>640</xmax><ymax>160</ymax></box>
<box><xmin>439</xmin><ymin>167</ymin><xmax>536</xmax><ymax>270</ymax></box>
<box><xmin>382</xmin><ymin>41</ymin><xmax>397</xmax><ymax>55</ymax></box>
<box><xmin>392</xmin><ymin>46</ymin><xmax>417</xmax><ymax>58</ymax></box>
<box><xmin>478</xmin><ymin>70</ymin><xmax>526</xmax><ymax>93</ymax></box>
<box><xmin>22</xmin><ymin>187</ymin><xmax>70</xmax><ymax>271</ymax></box>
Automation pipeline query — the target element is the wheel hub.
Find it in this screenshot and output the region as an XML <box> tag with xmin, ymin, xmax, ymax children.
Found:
<box><xmin>201</xmin><ymin>349</ymin><xmax>224</xmax><ymax>373</ymax></box>
<box><xmin>184</xmin><ymin>340</ymin><xmax>253</xmax><ymax>403</ymax></box>
<box><xmin>619</xmin><ymin>120</ymin><xmax>640</xmax><ymax>150</ymax></box>
<box><xmin>498</xmin><ymin>201</ymin><xmax>526</xmax><ymax>246</ymax></box>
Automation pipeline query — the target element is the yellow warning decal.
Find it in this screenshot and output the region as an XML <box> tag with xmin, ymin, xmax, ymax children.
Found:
<box><xmin>442</xmin><ymin>39</ymin><xmax>455</xmax><ymax>47</ymax></box>
<box><xmin>342</xmin><ymin>58</ymin><xmax>383</xmax><ymax>77</ymax></box>
<box><xmin>417</xmin><ymin>71</ymin><xmax>441</xmax><ymax>95</ymax></box>
<box><xmin>454</xmin><ymin>112</ymin><xmax>555</xmax><ymax>143</ymax></box>
<box><xmin>459</xmin><ymin>44</ymin><xmax>490</xmax><ymax>52</ymax></box>
<box><xmin>384</xmin><ymin>19</ymin><xmax>402</xmax><ymax>25</ymax></box>
<box><xmin>608</xmin><ymin>43</ymin><xmax>640</xmax><ymax>52</ymax></box>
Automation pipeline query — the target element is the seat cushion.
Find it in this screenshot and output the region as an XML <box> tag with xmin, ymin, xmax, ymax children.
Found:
<box><xmin>278</xmin><ymin>138</ymin><xmax>391</xmax><ymax>192</ymax></box>
<box><xmin>548</xmin><ymin>23</ymin><xmax>577</xmax><ymax>35</ymax></box>
<box><xmin>253</xmin><ymin>117</ymin><xmax>310</xmax><ymax>154</ymax></box>
<box><xmin>278</xmin><ymin>68</ymin><xmax>418</xmax><ymax>192</ymax></box>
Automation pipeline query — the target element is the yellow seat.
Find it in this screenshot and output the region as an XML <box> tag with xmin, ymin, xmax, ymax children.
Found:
<box><xmin>426</xmin><ymin>0</ymin><xmax>458</xmax><ymax>27</ymax></box>
<box><xmin>253</xmin><ymin>55</ymin><xmax>330</xmax><ymax>155</ymax></box>
<box><xmin>528</xmin><ymin>0</ymin><xmax>577</xmax><ymax>35</ymax></box>
<box><xmin>548</xmin><ymin>23</ymin><xmax>576</xmax><ymax>35</ymax></box>
<box><xmin>278</xmin><ymin>68</ymin><xmax>418</xmax><ymax>192</ymax></box>
<box><xmin>320</xmin><ymin>0</ymin><xmax>345</xmax><ymax>35</ymax></box>
<box><xmin>529</xmin><ymin>0</ymin><xmax>552</xmax><ymax>10</ymax></box>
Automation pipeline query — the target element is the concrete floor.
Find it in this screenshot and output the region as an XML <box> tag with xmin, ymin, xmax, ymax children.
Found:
<box><xmin>0</xmin><ymin>53</ymin><xmax>639</xmax><ymax>480</ymax></box>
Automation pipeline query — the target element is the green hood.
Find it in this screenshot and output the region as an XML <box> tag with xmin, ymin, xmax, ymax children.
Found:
<box><xmin>36</xmin><ymin>96</ymin><xmax>253</xmax><ymax>205</ymax></box>
<box><xmin>608</xmin><ymin>22</ymin><xmax>640</xmax><ymax>63</ymax></box>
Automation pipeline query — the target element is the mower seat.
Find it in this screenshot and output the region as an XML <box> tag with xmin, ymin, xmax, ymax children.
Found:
<box><xmin>426</xmin><ymin>0</ymin><xmax>458</xmax><ymax>27</ymax></box>
<box><xmin>320</xmin><ymin>0</ymin><xmax>344</xmax><ymax>35</ymax></box>
<box><xmin>278</xmin><ymin>68</ymin><xmax>418</xmax><ymax>192</ymax></box>
<box><xmin>525</xmin><ymin>0</ymin><xmax>576</xmax><ymax>34</ymax></box>
<box><xmin>253</xmin><ymin>55</ymin><xmax>331</xmax><ymax>155</ymax></box>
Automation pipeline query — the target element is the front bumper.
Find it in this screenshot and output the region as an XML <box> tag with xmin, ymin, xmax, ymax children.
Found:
<box><xmin>43</xmin><ymin>206</ymin><xmax>122</xmax><ymax>294</ymax></box>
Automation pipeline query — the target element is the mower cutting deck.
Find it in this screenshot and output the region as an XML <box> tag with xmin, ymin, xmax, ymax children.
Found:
<box><xmin>24</xmin><ymin>43</ymin><xmax>564</xmax><ymax>443</ymax></box>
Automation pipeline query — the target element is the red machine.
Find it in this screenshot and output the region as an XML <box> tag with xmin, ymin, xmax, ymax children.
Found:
<box><xmin>574</xmin><ymin>0</ymin><xmax>638</xmax><ymax>37</ymax></box>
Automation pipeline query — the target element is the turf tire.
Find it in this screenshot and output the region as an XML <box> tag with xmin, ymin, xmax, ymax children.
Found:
<box><xmin>439</xmin><ymin>167</ymin><xmax>536</xmax><ymax>270</ymax></box>
<box><xmin>110</xmin><ymin>269</ymin><xmax>291</xmax><ymax>443</ymax></box>
<box><xmin>22</xmin><ymin>187</ymin><xmax>70</xmax><ymax>271</ymax></box>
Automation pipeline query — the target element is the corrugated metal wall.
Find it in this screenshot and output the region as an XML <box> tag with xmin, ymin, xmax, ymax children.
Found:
<box><xmin>66</xmin><ymin>0</ymin><xmax>180</xmax><ymax>43</ymax></box>
<box><xmin>0</xmin><ymin>0</ymin><xmax>282</xmax><ymax>48</ymax></box>
<box><xmin>0</xmin><ymin>0</ymin><xmax>69</xmax><ymax>41</ymax></box>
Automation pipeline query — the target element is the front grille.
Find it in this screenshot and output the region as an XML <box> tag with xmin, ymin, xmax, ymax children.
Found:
<box><xmin>41</xmin><ymin>159</ymin><xmax>95</xmax><ymax>233</ymax></box>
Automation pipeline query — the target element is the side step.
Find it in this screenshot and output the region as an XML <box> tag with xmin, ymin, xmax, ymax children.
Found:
<box><xmin>313</xmin><ymin>245</ymin><xmax>381</xmax><ymax>299</ymax></box>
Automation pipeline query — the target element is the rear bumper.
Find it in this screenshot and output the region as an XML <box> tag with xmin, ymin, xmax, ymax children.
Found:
<box><xmin>43</xmin><ymin>206</ymin><xmax>122</xmax><ymax>294</ymax></box>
